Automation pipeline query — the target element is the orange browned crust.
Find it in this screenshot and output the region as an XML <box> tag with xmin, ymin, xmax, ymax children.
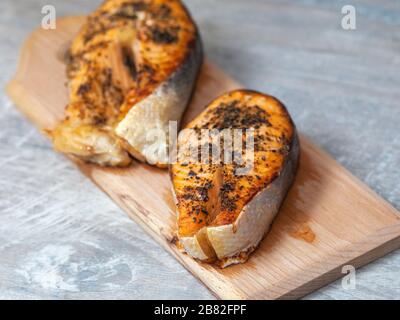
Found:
<box><xmin>171</xmin><ymin>90</ymin><xmax>299</xmax><ymax>266</ymax></box>
<box><xmin>49</xmin><ymin>0</ymin><xmax>202</xmax><ymax>166</ymax></box>
<box><xmin>173</xmin><ymin>90</ymin><xmax>296</xmax><ymax>237</ymax></box>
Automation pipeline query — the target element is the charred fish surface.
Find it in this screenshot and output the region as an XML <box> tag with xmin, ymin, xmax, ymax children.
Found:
<box><xmin>49</xmin><ymin>0</ymin><xmax>202</xmax><ymax>167</ymax></box>
<box><xmin>171</xmin><ymin>90</ymin><xmax>299</xmax><ymax>267</ymax></box>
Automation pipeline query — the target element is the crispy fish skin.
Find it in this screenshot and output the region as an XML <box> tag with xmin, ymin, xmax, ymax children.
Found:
<box><xmin>49</xmin><ymin>0</ymin><xmax>202</xmax><ymax>167</ymax></box>
<box><xmin>171</xmin><ymin>90</ymin><xmax>299</xmax><ymax>267</ymax></box>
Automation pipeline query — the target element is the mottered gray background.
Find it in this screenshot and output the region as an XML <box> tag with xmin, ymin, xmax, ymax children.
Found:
<box><xmin>0</xmin><ymin>0</ymin><xmax>399</xmax><ymax>299</ymax></box>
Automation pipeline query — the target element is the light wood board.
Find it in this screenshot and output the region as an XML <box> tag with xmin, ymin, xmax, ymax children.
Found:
<box><xmin>6</xmin><ymin>16</ymin><xmax>400</xmax><ymax>300</ymax></box>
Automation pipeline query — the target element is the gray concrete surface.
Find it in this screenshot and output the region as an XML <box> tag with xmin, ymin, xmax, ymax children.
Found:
<box><xmin>0</xmin><ymin>0</ymin><xmax>399</xmax><ymax>299</ymax></box>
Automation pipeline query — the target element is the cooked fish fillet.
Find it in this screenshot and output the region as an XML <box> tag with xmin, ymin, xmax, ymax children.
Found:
<box><xmin>171</xmin><ymin>90</ymin><xmax>299</xmax><ymax>267</ymax></box>
<box><xmin>49</xmin><ymin>0</ymin><xmax>202</xmax><ymax>166</ymax></box>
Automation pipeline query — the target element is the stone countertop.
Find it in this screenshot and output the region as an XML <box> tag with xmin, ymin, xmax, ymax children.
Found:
<box><xmin>0</xmin><ymin>0</ymin><xmax>399</xmax><ymax>299</ymax></box>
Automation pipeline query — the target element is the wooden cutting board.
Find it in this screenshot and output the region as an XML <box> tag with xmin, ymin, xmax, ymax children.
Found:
<box><xmin>6</xmin><ymin>16</ymin><xmax>400</xmax><ymax>300</ymax></box>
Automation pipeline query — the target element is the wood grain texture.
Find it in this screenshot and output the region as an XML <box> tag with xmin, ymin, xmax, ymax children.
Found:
<box><xmin>6</xmin><ymin>16</ymin><xmax>400</xmax><ymax>300</ymax></box>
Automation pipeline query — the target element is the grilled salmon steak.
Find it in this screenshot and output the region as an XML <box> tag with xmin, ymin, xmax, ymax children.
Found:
<box><xmin>171</xmin><ymin>90</ymin><xmax>299</xmax><ymax>267</ymax></box>
<box><xmin>49</xmin><ymin>0</ymin><xmax>202</xmax><ymax>166</ymax></box>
